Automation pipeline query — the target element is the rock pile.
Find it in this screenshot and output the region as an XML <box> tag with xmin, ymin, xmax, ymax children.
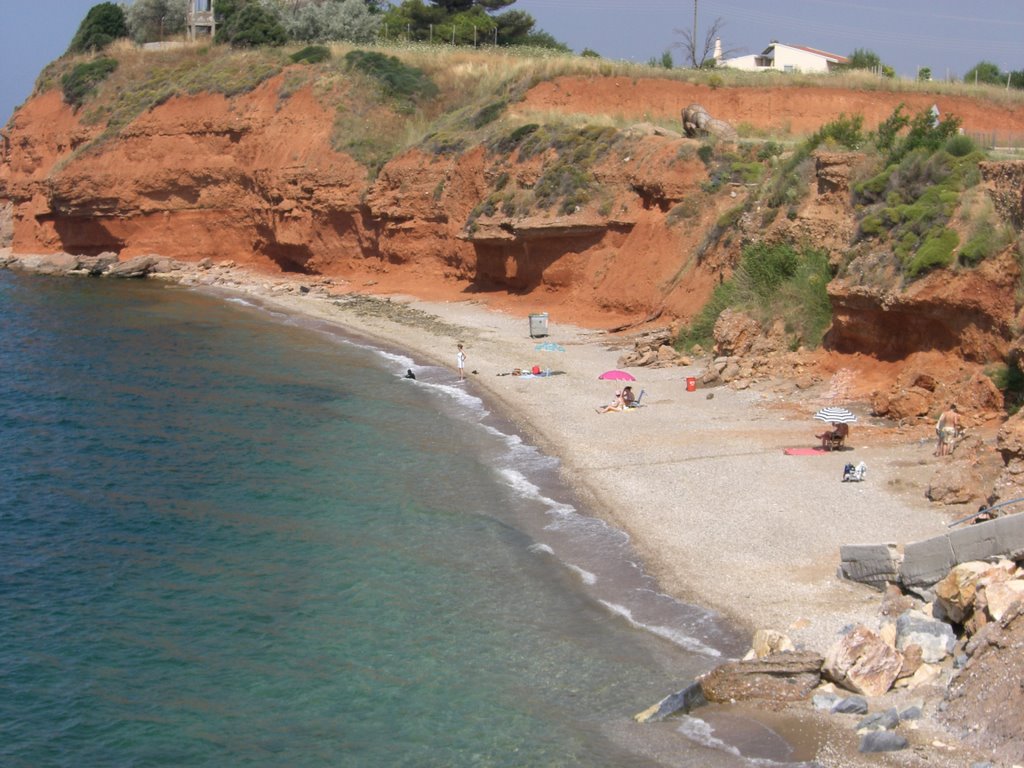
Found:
<box><xmin>616</xmin><ymin>328</ymin><xmax>689</xmax><ymax>369</ymax></box>
<box><xmin>697</xmin><ymin>309</ymin><xmax>791</xmax><ymax>389</ymax></box>
<box><xmin>637</xmin><ymin>556</ymin><xmax>1024</xmax><ymax>761</ymax></box>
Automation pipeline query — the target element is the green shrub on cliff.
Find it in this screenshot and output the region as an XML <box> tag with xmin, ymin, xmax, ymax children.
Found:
<box><xmin>291</xmin><ymin>45</ymin><xmax>332</xmax><ymax>65</ymax></box>
<box><xmin>469</xmin><ymin>123</ymin><xmax>619</xmax><ymax>223</ymax></box>
<box><xmin>67</xmin><ymin>2</ymin><xmax>128</xmax><ymax>54</ymax></box>
<box><xmin>677</xmin><ymin>242</ymin><xmax>832</xmax><ymax>351</ymax></box>
<box><xmin>852</xmin><ymin>125</ymin><xmax>985</xmax><ymax>278</ymax></box>
<box><xmin>343</xmin><ymin>50</ymin><xmax>438</xmax><ymax>112</ymax></box>
<box><xmin>61</xmin><ymin>58</ymin><xmax>119</xmax><ymax>109</ymax></box>
<box><xmin>906</xmin><ymin>228</ymin><xmax>959</xmax><ymax>276</ymax></box>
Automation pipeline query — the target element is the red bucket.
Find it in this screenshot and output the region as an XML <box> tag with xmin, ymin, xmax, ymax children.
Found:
<box><xmin>686</xmin><ymin>377</ymin><xmax>697</xmax><ymax>392</ymax></box>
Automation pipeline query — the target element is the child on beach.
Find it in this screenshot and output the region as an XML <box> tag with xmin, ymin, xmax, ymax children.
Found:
<box><xmin>456</xmin><ymin>343</ymin><xmax>466</xmax><ymax>380</ymax></box>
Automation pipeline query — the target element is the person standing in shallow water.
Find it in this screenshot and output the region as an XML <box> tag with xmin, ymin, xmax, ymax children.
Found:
<box><xmin>456</xmin><ymin>343</ymin><xmax>466</xmax><ymax>380</ymax></box>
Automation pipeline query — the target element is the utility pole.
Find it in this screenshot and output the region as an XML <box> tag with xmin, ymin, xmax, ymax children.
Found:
<box><xmin>692</xmin><ymin>0</ymin><xmax>698</xmax><ymax>68</ymax></box>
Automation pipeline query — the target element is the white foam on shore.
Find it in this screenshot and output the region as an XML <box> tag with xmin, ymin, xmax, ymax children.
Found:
<box><xmin>374</xmin><ymin>348</ymin><xmax>415</xmax><ymax>369</ymax></box>
<box><xmin>225</xmin><ymin>296</ymin><xmax>258</xmax><ymax>308</ymax></box>
<box><xmin>497</xmin><ymin>467</ymin><xmax>577</xmax><ymax>518</ymax></box>
<box><xmin>222</xmin><ymin>294</ymin><xmax>287</xmax><ymax>318</ymax></box>
<box><xmin>676</xmin><ymin>717</ymin><xmax>796</xmax><ymax>767</ymax></box>
<box><xmin>527</xmin><ymin>542</ymin><xmax>554</xmax><ymax>555</ymax></box>
<box><xmin>566</xmin><ymin>563</ymin><xmax>597</xmax><ymax>585</ymax></box>
<box><xmin>676</xmin><ymin>717</ymin><xmax>742</xmax><ymax>757</ymax></box>
<box><xmin>599</xmin><ymin>600</ymin><xmax>721</xmax><ymax>657</ymax></box>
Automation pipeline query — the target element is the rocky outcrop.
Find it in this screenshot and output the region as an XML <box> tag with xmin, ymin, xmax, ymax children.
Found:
<box><xmin>979</xmin><ymin>160</ymin><xmax>1024</xmax><ymax>228</ymax></box>
<box><xmin>822</xmin><ymin>625</ymin><xmax>904</xmax><ymax>697</ymax></box>
<box><xmin>681</xmin><ymin>103</ymin><xmax>738</xmax><ymax>143</ymax></box>
<box><xmin>941</xmin><ymin>602</ymin><xmax>1024</xmax><ymax>764</ymax></box>
<box><xmin>698</xmin><ymin>651</ymin><xmax>823</xmax><ymax>704</ymax></box>
<box><xmin>636</xmin><ymin>551</ymin><xmax>1023</xmax><ymax>759</ymax></box>
<box><xmin>616</xmin><ymin>328</ymin><xmax>688</xmax><ymax>369</ymax></box>
<box><xmin>0</xmin><ymin>199</ymin><xmax>12</xmax><ymax>247</ymax></box>
<box><xmin>827</xmin><ymin>249</ymin><xmax>1020</xmax><ymax>365</ymax></box>
<box><xmin>991</xmin><ymin>410</ymin><xmax>1024</xmax><ymax>505</ymax></box>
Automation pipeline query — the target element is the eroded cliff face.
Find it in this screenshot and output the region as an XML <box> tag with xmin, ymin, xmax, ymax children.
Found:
<box><xmin>0</xmin><ymin>75</ymin><xmax>741</xmax><ymax>328</ymax></box>
<box><xmin>1</xmin><ymin>71</ymin><xmax>1022</xmax><ymax>369</ymax></box>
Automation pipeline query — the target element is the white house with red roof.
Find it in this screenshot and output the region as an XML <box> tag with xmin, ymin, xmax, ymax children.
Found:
<box><xmin>717</xmin><ymin>41</ymin><xmax>848</xmax><ymax>74</ymax></box>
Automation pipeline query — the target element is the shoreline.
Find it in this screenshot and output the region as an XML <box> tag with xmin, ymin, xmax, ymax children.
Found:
<box><xmin>2</xmin><ymin>254</ymin><xmax>985</xmax><ymax>765</ymax></box>
<box><xmin>217</xmin><ymin>275</ymin><xmax>954</xmax><ymax>645</ymax></box>
<box><xmin>201</xmin><ymin>272</ymin><xmax>986</xmax><ymax>766</ymax></box>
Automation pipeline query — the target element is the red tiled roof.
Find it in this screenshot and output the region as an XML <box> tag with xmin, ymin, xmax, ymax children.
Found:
<box><xmin>786</xmin><ymin>44</ymin><xmax>849</xmax><ymax>64</ymax></box>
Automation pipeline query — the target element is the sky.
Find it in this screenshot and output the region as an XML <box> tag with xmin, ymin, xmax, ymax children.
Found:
<box><xmin>2</xmin><ymin>0</ymin><xmax>1023</xmax><ymax>128</ymax></box>
<box><xmin>514</xmin><ymin>0</ymin><xmax>1024</xmax><ymax>78</ymax></box>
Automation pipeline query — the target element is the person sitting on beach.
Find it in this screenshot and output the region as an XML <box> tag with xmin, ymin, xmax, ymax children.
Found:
<box><xmin>620</xmin><ymin>386</ymin><xmax>636</xmax><ymax>408</ymax></box>
<box><xmin>596</xmin><ymin>390</ymin><xmax>627</xmax><ymax>413</ymax></box>
<box><xmin>816</xmin><ymin>421</ymin><xmax>849</xmax><ymax>449</ymax></box>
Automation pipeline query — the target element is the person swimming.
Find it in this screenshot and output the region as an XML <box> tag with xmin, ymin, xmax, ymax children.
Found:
<box><xmin>404</xmin><ymin>369</ymin><xmax>416</xmax><ymax>380</ymax></box>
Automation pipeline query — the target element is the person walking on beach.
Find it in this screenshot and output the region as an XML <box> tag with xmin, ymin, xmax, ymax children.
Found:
<box><xmin>935</xmin><ymin>404</ymin><xmax>961</xmax><ymax>456</ymax></box>
<box><xmin>456</xmin><ymin>343</ymin><xmax>466</xmax><ymax>381</ymax></box>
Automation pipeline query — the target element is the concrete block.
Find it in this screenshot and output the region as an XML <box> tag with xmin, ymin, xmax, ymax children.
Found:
<box><xmin>949</xmin><ymin>518</ymin><xmax>1001</xmax><ymax>563</ymax></box>
<box><xmin>900</xmin><ymin>535</ymin><xmax>955</xmax><ymax>588</ymax></box>
<box><xmin>988</xmin><ymin>513</ymin><xmax>1024</xmax><ymax>558</ymax></box>
<box><xmin>838</xmin><ymin>543</ymin><xmax>901</xmax><ymax>589</ymax></box>
<box><xmin>949</xmin><ymin>512</ymin><xmax>1024</xmax><ymax>563</ymax></box>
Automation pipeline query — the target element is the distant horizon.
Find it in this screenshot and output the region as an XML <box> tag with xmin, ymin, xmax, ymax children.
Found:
<box><xmin>3</xmin><ymin>0</ymin><xmax>1022</xmax><ymax>127</ymax></box>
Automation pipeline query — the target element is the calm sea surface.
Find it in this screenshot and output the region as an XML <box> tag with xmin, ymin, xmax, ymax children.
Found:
<box><xmin>0</xmin><ymin>272</ymin><xmax>805</xmax><ymax>767</ymax></box>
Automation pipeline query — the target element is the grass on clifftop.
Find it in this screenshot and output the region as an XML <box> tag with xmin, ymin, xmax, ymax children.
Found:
<box><xmin>33</xmin><ymin>39</ymin><xmax>1024</xmax><ymax>156</ymax></box>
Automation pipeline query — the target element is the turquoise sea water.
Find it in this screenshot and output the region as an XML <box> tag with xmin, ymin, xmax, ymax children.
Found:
<box><xmin>0</xmin><ymin>272</ymin><xmax>803</xmax><ymax>767</ymax></box>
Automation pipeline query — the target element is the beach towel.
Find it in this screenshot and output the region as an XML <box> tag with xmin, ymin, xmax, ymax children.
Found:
<box><xmin>783</xmin><ymin>447</ymin><xmax>828</xmax><ymax>456</ymax></box>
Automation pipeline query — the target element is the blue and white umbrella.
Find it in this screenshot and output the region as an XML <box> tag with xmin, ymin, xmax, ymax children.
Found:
<box><xmin>813</xmin><ymin>406</ymin><xmax>857</xmax><ymax>424</ymax></box>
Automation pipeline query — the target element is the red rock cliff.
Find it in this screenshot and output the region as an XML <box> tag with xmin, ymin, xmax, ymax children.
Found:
<box><xmin>2</xmin><ymin>67</ymin><xmax>1023</xmax><ymax>346</ymax></box>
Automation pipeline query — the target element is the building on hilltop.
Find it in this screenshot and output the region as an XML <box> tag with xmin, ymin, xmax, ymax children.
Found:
<box><xmin>717</xmin><ymin>41</ymin><xmax>848</xmax><ymax>74</ymax></box>
<box><xmin>186</xmin><ymin>0</ymin><xmax>216</xmax><ymax>41</ymax></box>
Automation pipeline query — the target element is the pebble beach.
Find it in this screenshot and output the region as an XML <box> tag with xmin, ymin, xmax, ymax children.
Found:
<box><xmin>220</xmin><ymin>273</ymin><xmax>957</xmax><ymax>653</ymax></box>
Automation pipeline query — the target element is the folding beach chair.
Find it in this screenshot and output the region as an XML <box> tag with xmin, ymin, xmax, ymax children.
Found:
<box><xmin>625</xmin><ymin>389</ymin><xmax>645</xmax><ymax>408</ymax></box>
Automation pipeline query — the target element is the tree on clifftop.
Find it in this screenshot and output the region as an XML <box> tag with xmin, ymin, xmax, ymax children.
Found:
<box><xmin>277</xmin><ymin>0</ymin><xmax>382</xmax><ymax>43</ymax></box>
<box><xmin>840</xmin><ymin>48</ymin><xmax>895</xmax><ymax>78</ymax></box>
<box><xmin>215</xmin><ymin>0</ymin><xmax>288</xmax><ymax>47</ymax></box>
<box><xmin>964</xmin><ymin>61</ymin><xmax>1004</xmax><ymax>86</ymax></box>
<box><xmin>381</xmin><ymin>0</ymin><xmax>567</xmax><ymax>49</ymax></box>
<box><xmin>67</xmin><ymin>2</ymin><xmax>129</xmax><ymax>54</ymax></box>
<box><xmin>124</xmin><ymin>0</ymin><xmax>188</xmax><ymax>44</ymax></box>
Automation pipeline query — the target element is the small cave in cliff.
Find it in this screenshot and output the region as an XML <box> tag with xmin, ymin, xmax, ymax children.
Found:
<box><xmin>49</xmin><ymin>217</ymin><xmax>125</xmax><ymax>256</ymax></box>
<box><xmin>469</xmin><ymin>235</ymin><xmax>604</xmax><ymax>294</ymax></box>
<box><xmin>262</xmin><ymin>243</ymin><xmax>316</xmax><ymax>274</ymax></box>
<box><xmin>254</xmin><ymin>226</ymin><xmax>315</xmax><ymax>274</ymax></box>
<box><xmin>632</xmin><ymin>185</ymin><xmax>672</xmax><ymax>212</ymax></box>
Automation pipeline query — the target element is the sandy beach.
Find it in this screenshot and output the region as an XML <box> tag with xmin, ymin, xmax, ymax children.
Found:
<box><xmin>198</xmin><ymin>272</ymin><xmax>958</xmax><ymax>655</ymax></box>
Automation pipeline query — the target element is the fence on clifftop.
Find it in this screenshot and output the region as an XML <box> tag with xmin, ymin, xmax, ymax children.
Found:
<box><xmin>965</xmin><ymin>130</ymin><xmax>1024</xmax><ymax>153</ymax></box>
